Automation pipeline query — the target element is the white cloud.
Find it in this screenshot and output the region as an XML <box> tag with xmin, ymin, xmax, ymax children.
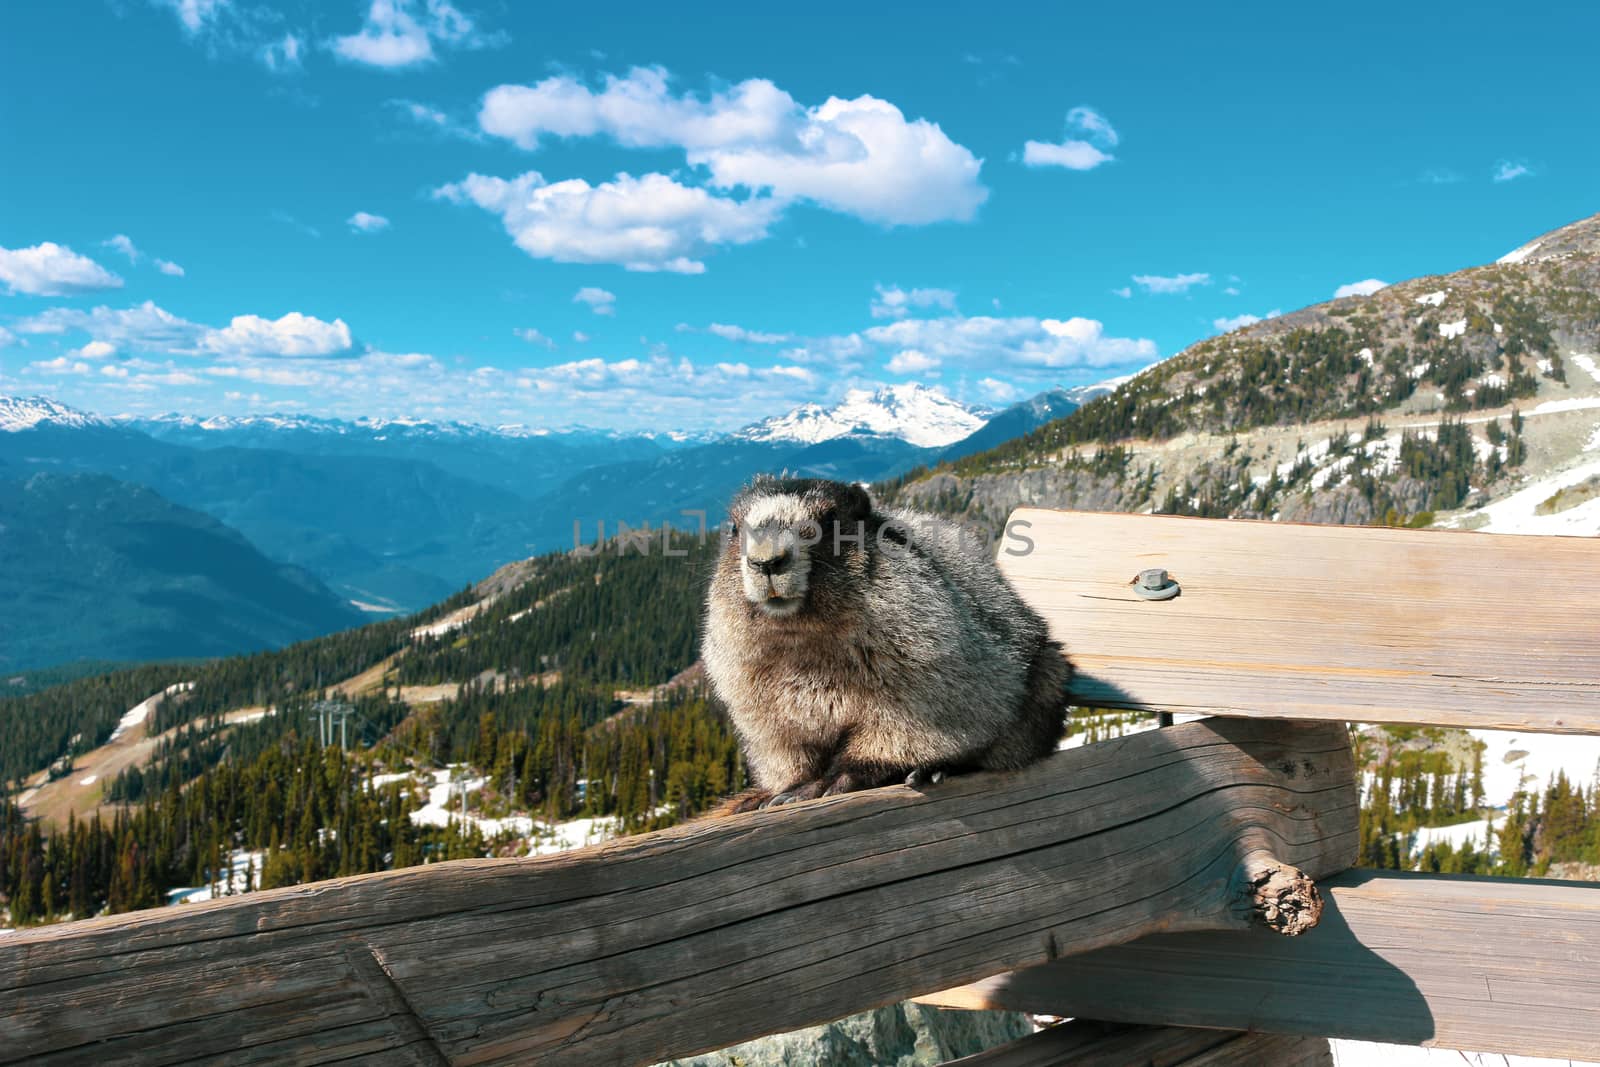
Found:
<box><xmin>979</xmin><ymin>377</ymin><xmax>1021</xmax><ymax>403</ymax></box>
<box><xmin>0</xmin><ymin>242</ymin><xmax>124</xmax><ymax>296</ymax></box>
<box><xmin>435</xmin><ymin>170</ymin><xmax>779</xmax><ymax>273</ymax></box>
<box><xmin>388</xmin><ymin>98</ymin><xmax>483</xmax><ymax>141</ymax></box>
<box><xmin>864</xmin><ymin>314</ymin><xmax>1156</xmax><ymax>370</ymax></box>
<box><xmin>0</xmin><ymin>326</ymin><xmax>14</xmax><ymax>348</ymax></box>
<box><xmin>347</xmin><ymin>211</ymin><xmax>392</xmax><ymax>233</ymax></box>
<box><xmin>572</xmin><ymin>330</ymin><xmax>590</xmax><ymax>343</ymax></box>
<box><xmin>151</xmin><ymin>0</ymin><xmax>230</xmax><ymax>35</ymax></box>
<box><xmin>202</xmin><ymin>312</ymin><xmax>354</xmax><ymax>358</ymax></box>
<box><xmin>28</xmin><ymin>357</ymin><xmax>91</xmax><ymax>376</ymax></box>
<box><xmin>72</xmin><ymin>340</ymin><xmax>118</xmax><ymax>359</ymax></box>
<box><xmin>101</xmin><ymin>364</ymin><xmax>131</xmax><ymax>379</ymax></box>
<box><xmin>15</xmin><ymin>301</ymin><xmax>204</xmax><ymax>350</ymax></box>
<box><xmin>1132</xmin><ymin>272</ymin><xmax>1210</xmax><ymax>295</ymax></box>
<box><xmin>1111</xmin><ymin>286</ymin><xmax>1132</xmax><ymax>299</ymax></box>
<box><xmin>887</xmin><ymin>349</ymin><xmax>940</xmax><ymax>375</ymax></box>
<box><xmin>573</xmin><ymin>286</ymin><xmax>617</xmax><ymax>315</ymax></box>
<box><xmin>260</xmin><ymin>33</ymin><xmax>303</xmax><ymax>72</ymax></box>
<box><xmin>514</xmin><ymin>327</ymin><xmax>554</xmax><ymax>348</ymax></box>
<box><xmin>1493</xmin><ymin>159</ymin><xmax>1533</xmax><ymax>183</ymax></box>
<box><xmin>1022</xmin><ymin>105</ymin><xmax>1119</xmax><ymax>171</ymax></box>
<box><xmin>102</xmin><ymin>234</ymin><xmax>185</xmax><ymax>276</ymax></box>
<box><xmin>1420</xmin><ymin>168</ymin><xmax>1464</xmax><ymax>185</ymax></box>
<box><xmin>104</xmin><ymin>234</ymin><xmax>141</xmax><ymax>262</ymax></box>
<box><xmin>1213</xmin><ymin>310</ymin><xmax>1280</xmax><ymax>333</ymax></box>
<box><xmin>704</xmin><ymin>322</ymin><xmax>791</xmax><ymax>344</ymax></box>
<box><xmin>1334</xmin><ymin>278</ymin><xmax>1388</xmax><ymax>299</ymax></box>
<box><xmin>870</xmin><ymin>284</ymin><xmax>958</xmax><ymax>319</ymax></box>
<box><xmin>477</xmin><ymin>67</ymin><xmax>987</xmax><ymax>226</ymax></box>
<box><xmin>329</xmin><ymin>0</ymin><xmax>502</xmax><ymax>69</ymax></box>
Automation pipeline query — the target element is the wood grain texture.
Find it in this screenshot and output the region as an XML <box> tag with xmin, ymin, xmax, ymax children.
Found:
<box><xmin>919</xmin><ymin>868</ymin><xmax>1600</xmax><ymax>1061</ymax></box>
<box><xmin>999</xmin><ymin>508</ymin><xmax>1600</xmax><ymax>732</ymax></box>
<box><xmin>949</xmin><ymin>1019</ymin><xmax>1332</xmax><ymax>1067</ymax></box>
<box><xmin>0</xmin><ymin>718</ymin><xmax>1356</xmax><ymax>1067</ymax></box>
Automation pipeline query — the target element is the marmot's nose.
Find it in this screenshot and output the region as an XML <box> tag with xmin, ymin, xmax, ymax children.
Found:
<box><xmin>748</xmin><ymin>551</ymin><xmax>793</xmax><ymax>577</ymax></box>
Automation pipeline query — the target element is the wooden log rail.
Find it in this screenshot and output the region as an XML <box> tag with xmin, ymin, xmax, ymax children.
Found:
<box><xmin>0</xmin><ymin>718</ymin><xmax>1357</xmax><ymax>1066</ymax></box>
<box><xmin>923</xmin><ymin>868</ymin><xmax>1600</xmax><ymax>1063</ymax></box>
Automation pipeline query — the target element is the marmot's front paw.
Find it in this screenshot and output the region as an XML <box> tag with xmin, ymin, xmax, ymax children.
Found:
<box><xmin>903</xmin><ymin>767</ymin><xmax>946</xmax><ymax>788</ymax></box>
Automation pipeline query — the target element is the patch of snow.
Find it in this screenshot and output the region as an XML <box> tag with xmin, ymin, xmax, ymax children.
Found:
<box><xmin>232</xmin><ymin>708</ymin><xmax>273</xmax><ymax>724</ymax></box>
<box><xmin>1571</xmin><ymin>353</ymin><xmax>1600</xmax><ymax>384</ymax></box>
<box><xmin>0</xmin><ymin>395</ymin><xmax>107</xmax><ymax>433</ymax></box>
<box><xmin>1407</xmin><ymin>361</ymin><xmax>1430</xmax><ymax>380</ymax></box>
<box><xmin>109</xmin><ymin>682</ymin><xmax>194</xmax><ymax>743</ymax></box>
<box><xmin>166</xmin><ymin>848</ymin><xmax>265</xmax><ymax>905</ymax></box>
<box><xmin>1472</xmin><ymin>729</ymin><xmax>1600</xmax><ymax>803</ymax></box>
<box><xmin>408</xmin><ymin>767</ymin><xmax>536</xmax><ymax>839</ymax></box>
<box><xmin>1478</xmin><ymin>372</ymin><xmax>1505</xmax><ymax>389</ymax></box>
<box><xmin>1493</xmin><ymin>321</ymin><xmax>1503</xmax><ymax>334</ymax></box>
<box><xmin>1586</xmin><ymin>423</ymin><xmax>1600</xmax><ymax>453</ymax></box>
<box><xmin>368</xmin><ymin>771</ymin><xmax>416</xmax><ymax>788</ymax></box>
<box><xmin>1530</xmin><ymin>396</ymin><xmax>1600</xmax><ymax>416</ymax></box>
<box><xmin>16</xmin><ymin>788</ymin><xmax>37</xmax><ymax>806</ymax></box>
<box><xmin>1414</xmin><ymin>290</ymin><xmax>1447</xmax><ymax>307</ymax></box>
<box><xmin>1356</xmin><ymin>347</ymin><xmax>1374</xmax><ymax>366</ymax></box>
<box><xmin>1537</xmin><ymin>358</ymin><xmax>1554</xmax><ymax>374</ymax></box>
<box><xmin>1464</xmin><ymin>454</ymin><xmax>1600</xmax><ymax>537</ymax></box>
<box><xmin>736</xmin><ymin>383</ymin><xmax>986</xmax><ymax>449</ymax></box>
<box><xmin>1496</xmin><ymin>238</ymin><xmax>1541</xmax><ymax>265</ymax></box>
<box><xmin>77</xmin><ymin>774</ymin><xmax>97</xmax><ymax>787</ymax></box>
<box><xmin>1439</xmin><ymin>319</ymin><xmax>1468</xmax><ymax>340</ymax></box>
<box><xmin>1403</xmin><ymin>818</ymin><xmax>1497</xmax><ymax>861</ymax></box>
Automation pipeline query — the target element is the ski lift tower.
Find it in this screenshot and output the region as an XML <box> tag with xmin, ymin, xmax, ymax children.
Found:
<box><xmin>310</xmin><ymin>699</ymin><xmax>356</xmax><ymax>750</ymax></box>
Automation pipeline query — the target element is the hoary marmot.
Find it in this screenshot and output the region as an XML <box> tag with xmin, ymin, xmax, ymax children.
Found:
<box><xmin>703</xmin><ymin>476</ymin><xmax>1071</xmax><ymax>812</ymax></box>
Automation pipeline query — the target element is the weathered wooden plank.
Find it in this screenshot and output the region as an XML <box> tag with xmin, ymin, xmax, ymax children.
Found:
<box><xmin>0</xmin><ymin>718</ymin><xmax>1357</xmax><ymax>1067</ymax></box>
<box><xmin>949</xmin><ymin>1019</ymin><xmax>1332</xmax><ymax>1066</ymax></box>
<box><xmin>919</xmin><ymin>868</ymin><xmax>1600</xmax><ymax>1061</ymax></box>
<box><xmin>999</xmin><ymin>508</ymin><xmax>1600</xmax><ymax>732</ymax></box>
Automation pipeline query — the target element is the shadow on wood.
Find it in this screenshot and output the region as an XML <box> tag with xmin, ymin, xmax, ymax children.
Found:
<box><xmin>923</xmin><ymin>868</ymin><xmax>1600</xmax><ymax>1061</ymax></box>
<box><xmin>0</xmin><ymin>718</ymin><xmax>1357</xmax><ymax>1067</ymax></box>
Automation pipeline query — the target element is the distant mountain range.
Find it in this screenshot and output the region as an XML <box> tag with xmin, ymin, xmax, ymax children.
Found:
<box><xmin>0</xmin><ymin>470</ymin><xmax>359</xmax><ymax>671</ymax></box>
<box><xmin>0</xmin><ymin>381</ymin><xmax>1109</xmax><ymax>669</ymax></box>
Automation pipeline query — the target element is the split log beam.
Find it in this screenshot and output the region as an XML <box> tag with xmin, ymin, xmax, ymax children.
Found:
<box><xmin>999</xmin><ymin>509</ymin><xmax>1600</xmax><ymax>732</ymax></box>
<box><xmin>920</xmin><ymin>868</ymin><xmax>1600</xmax><ymax>1062</ymax></box>
<box><xmin>0</xmin><ymin>717</ymin><xmax>1356</xmax><ymax>1067</ymax></box>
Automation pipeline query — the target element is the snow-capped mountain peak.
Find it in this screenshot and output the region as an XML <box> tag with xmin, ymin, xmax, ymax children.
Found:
<box><xmin>736</xmin><ymin>383</ymin><xmax>987</xmax><ymax>449</ymax></box>
<box><xmin>0</xmin><ymin>395</ymin><xmax>108</xmax><ymax>433</ymax></box>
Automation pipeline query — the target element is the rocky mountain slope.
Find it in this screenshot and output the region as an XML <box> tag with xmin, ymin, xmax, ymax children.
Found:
<box><xmin>886</xmin><ymin>212</ymin><xmax>1600</xmax><ymax>537</ymax></box>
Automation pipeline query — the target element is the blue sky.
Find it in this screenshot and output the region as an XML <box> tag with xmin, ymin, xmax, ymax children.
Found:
<box><xmin>2</xmin><ymin>0</ymin><xmax>1597</xmax><ymax>432</ymax></box>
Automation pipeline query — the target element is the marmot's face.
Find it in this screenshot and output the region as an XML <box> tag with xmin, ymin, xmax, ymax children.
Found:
<box><xmin>721</xmin><ymin>479</ymin><xmax>871</xmax><ymax>621</ymax></box>
<box><xmin>734</xmin><ymin>499</ymin><xmax>818</xmax><ymax>618</ymax></box>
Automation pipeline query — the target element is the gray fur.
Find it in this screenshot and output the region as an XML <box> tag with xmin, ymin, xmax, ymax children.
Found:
<box><xmin>703</xmin><ymin>476</ymin><xmax>1072</xmax><ymax>809</ymax></box>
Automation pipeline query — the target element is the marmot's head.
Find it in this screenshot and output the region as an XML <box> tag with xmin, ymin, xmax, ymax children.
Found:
<box><xmin>719</xmin><ymin>477</ymin><xmax>873</xmax><ymax>620</ymax></box>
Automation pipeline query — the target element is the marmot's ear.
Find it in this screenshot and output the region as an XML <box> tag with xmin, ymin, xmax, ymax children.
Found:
<box><xmin>837</xmin><ymin>482</ymin><xmax>872</xmax><ymax>521</ymax></box>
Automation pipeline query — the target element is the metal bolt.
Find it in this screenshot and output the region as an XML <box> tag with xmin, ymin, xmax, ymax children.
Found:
<box><xmin>1133</xmin><ymin>568</ymin><xmax>1180</xmax><ymax>601</ymax></box>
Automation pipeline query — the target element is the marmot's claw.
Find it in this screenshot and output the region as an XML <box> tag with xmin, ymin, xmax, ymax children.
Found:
<box><xmin>904</xmin><ymin>768</ymin><xmax>946</xmax><ymax>788</ymax></box>
<box><xmin>762</xmin><ymin>792</ymin><xmax>799</xmax><ymax>808</ymax></box>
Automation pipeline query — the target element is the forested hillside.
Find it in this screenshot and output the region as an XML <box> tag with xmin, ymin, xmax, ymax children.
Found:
<box><xmin>1</xmin><ymin>531</ymin><xmax>737</xmax><ymax>926</ymax></box>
